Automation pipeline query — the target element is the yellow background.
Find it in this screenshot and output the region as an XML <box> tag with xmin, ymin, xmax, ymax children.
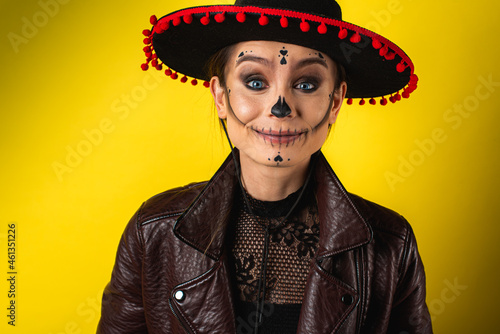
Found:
<box><xmin>1</xmin><ymin>0</ymin><xmax>499</xmax><ymax>332</ymax></box>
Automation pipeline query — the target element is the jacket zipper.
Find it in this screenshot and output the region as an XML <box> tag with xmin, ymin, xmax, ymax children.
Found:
<box><xmin>168</xmin><ymin>298</ymin><xmax>193</xmax><ymax>334</ymax></box>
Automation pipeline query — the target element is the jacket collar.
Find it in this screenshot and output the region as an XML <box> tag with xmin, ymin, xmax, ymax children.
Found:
<box><xmin>173</xmin><ymin>151</ymin><xmax>372</xmax><ymax>260</ymax></box>
<box><xmin>313</xmin><ymin>153</ymin><xmax>372</xmax><ymax>258</ymax></box>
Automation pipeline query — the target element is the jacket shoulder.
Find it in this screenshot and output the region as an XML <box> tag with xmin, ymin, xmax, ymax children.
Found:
<box><xmin>136</xmin><ymin>181</ymin><xmax>207</xmax><ymax>226</ymax></box>
<box><xmin>348</xmin><ymin>193</ymin><xmax>411</xmax><ymax>241</ymax></box>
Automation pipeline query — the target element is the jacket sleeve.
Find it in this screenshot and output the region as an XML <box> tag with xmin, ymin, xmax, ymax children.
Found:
<box><xmin>97</xmin><ymin>207</ymin><xmax>148</xmax><ymax>333</ymax></box>
<box><xmin>387</xmin><ymin>221</ymin><xmax>433</xmax><ymax>334</ymax></box>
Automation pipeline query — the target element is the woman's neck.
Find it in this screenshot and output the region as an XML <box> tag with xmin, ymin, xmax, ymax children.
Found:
<box><xmin>238</xmin><ymin>154</ymin><xmax>311</xmax><ymax>202</ymax></box>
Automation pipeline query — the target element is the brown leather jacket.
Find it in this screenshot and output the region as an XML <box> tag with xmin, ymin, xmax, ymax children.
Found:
<box><xmin>97</xmin><ymin>153</ymin><xmax>432</xmax><ymax>333</ymax></box>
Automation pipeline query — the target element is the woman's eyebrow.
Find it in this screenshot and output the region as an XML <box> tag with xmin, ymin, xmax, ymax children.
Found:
<box><xmin>296</xmin><ymin>58</ymin><xmax>329</xmax><ymax>69</ymax></box>
<box><xmin>235</xmin><ymin>55</ymin><xmax>270</xmax><ymax>67</ymax></box>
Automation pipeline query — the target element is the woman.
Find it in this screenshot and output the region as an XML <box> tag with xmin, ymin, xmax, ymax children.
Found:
<box><xmin>98</xmin><ymin>0</ymin><xmax>431</xmax><ymax>333</ymax></box>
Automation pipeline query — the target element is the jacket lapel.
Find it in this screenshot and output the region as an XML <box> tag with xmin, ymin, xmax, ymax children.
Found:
<box><xmin>173</xmin><ymin>154</ymin><xmax>237</xmax><ymax>260</ymax></box>
<box><xmin>170</xmin><ymin>155</ymin><xmax>238</xmax><ymax>333</ymax></box>
<box><xmin>314</xmin><ymin>152</ymin><xmax>372</xmax><ymax>258</ymax></box>
<box><xmin>172</xmin><ymin>152</ymin><xmax>373</xmax><ymax>333</ymax></box>
<box><xmin>297</xmin><ymin>152</ymin><xmax>372</xmax><ymax>333</ymax></box>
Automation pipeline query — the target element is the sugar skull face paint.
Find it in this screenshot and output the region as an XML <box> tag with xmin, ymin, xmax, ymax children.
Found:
<box><xmin>211</xmin><ymin>41</ymin><xmax>346</xmax><ymax>169</ymax></box>
<box><xmin>279</xmin><ymin>47</ymin><xmax>288</xmax><ymax>65</ymax></box>
<box><xmin>271</xmin><ymin>96</ymin><xmax>292</xmax><ymax>118</ymax></box>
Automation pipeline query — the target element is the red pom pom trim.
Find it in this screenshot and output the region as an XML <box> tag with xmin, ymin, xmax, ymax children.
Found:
<box><xmin>280</xmin><ymin>16</ymin><xmax>288</xmax><ymax>28</ymax></box>
<box><xmin>236</xmin><ymin>12</ymin><xmax>246</xmax><ymax>23</ymax></box>
<box><xmin>359</xmin><ymin>98</ymin><xmax>366</xmax><ymax>106</ymax></box>
<box><xmin>183</xmin><ymin>14</ymin><xmax>193</xmax><ymax>24</ymax></box>
<box><xmin>384</xmin><ymin>52</ymin><xmax>395</xmax><ymax>60</ymax></box>
<box><xmin>338</xmin><ymin>28</ymin><xmax>348</xmax><ymax>39</ymax></box>
<box><xmin>165</xmin><ymin>69</ymin><xmax>172</xmax><ymax>76</ymax></box>
<box><xmin>141</xmin><ymin>63</ymin><xmax>149</xmax><ymax>71</ymax></box>
<box><xmin>215</xmin><ymin>13</ymin><xmax>225</xmax><ymax>23</ymax></box>
<box><xmin>369</xmin><ymin>98</ymin><xmax>376</xmax><ymax>105</ymax></box>
<box><xmin>173</xmin><ymin>17</ymin><xmax>181</xmax><ymax>26</ymax></box>
<box><xmin>171</xmin><ymin>72</ymin><xmax>179</xmax><ymax>80</ymax></box>
<box><xmin>318</xmin><ymin>22</ymin><xmax>327</xmax><ymax>34</ymax></box>
<box><xmin>397</xmin><ymin>62</ymin><xmax>406</xmax><ymax>73</ymax></box>
<box><xmin>150</xmin><ymin>15</ymin><xmax>157</xmax><ymax>25</ymax></box>
<box><xmin>181</xmin><ymin>75</ymin><xmax>188</xmax><ymax>83</ymax></box>
<box><xmin>379</xmin><ymin>45</ymin><xmax>388</xmax><ymax>56</ymax></box>
<box><xmin>142</xmin><ymin>29</ymin><xmax>151</xmax><ymax>36</ymax></box>
<box><xmin>347</xmin><ymin>98</ymin><xmax>353</xmax><ymax>105</ymax></box>
<box><xmin>143</xmin><ymin>37</ymin><xmax>151</xmax><ymax>45</ymax></box>
<box><xmin>410</xmin><ymin>74</ymin><xmax>419</xmax><ymax>84</ymax></box>
<box><xmin>300</xmin><ymin>20</ymin><xmax>310</xmax><ymax>32</ymax></box>
<box><xmin>380</xmin><ymin>97</ymin><xmax>388</xmax><ymax>106</ymax></box>
<box><xmin>259</xmin><ymin>14</ymin><xmax>269</xmax><ymax>26</ymax></box>
<box><xmin>155</xmin><ymin>64</ymin><xmax>163</xmax><ymax>70</ymax></box>
<box><xmin>159</xmin><ymin>20</ymin><xmax>169</xmax><ymax>33</ymax></box>
<box><xmin>191</xmin><ymin>79</ymin><xmax>198</xmax><ymax>86</ymax></box>
<box><xmin>350</xmin><ymin>32</ymin><xmax>361</xmax><ymax>43</ymax></box>
<box><xmin>200</xmin><ymin>13</ymin><xmax>210</xmax><ymax>25</ymax></box>
<box><xmin>372</xmin><ymin>38</ymin><xmax>382</xmax><ymax>49</ymax></box>
<box><xmin>203</xmin><ymin>81</ymin><xmax>210</xmax><ymax>88</ymax></box>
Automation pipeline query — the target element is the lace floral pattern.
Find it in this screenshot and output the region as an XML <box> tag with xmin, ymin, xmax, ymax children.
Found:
<box><xmin>230</xmin><ymin>188</ymin><xmax>319</xmax><ymax>304</ymax></box>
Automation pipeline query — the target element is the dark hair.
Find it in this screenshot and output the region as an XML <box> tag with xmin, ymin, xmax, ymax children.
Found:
<box><xmin>205</xmin><ymin>44</ymin><xmax>347</xmax><ymax>90</ymax></box>
<box><xmin>205</xmin><ymin>45</ymin><xmax>236</xmax><ymax>88</ymax></box>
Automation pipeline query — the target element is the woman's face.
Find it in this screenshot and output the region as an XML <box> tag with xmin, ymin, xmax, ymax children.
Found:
<box><xmin>211</xmin><ymin>41</ymin><xmax>346</xmax><ymax>170</ymax></box>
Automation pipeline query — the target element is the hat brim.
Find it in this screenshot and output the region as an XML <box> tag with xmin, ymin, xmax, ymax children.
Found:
<box><xmin>147</xmin><ymin>6</ymin><xmax>416</xmax><ymax>100</ymax></box>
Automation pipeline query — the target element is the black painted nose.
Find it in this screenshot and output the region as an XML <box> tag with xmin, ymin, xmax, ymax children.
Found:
<box><xmin>271</xmin><ymin>96</ymin><xmax>292</xmax><ymax>118</ymax></box>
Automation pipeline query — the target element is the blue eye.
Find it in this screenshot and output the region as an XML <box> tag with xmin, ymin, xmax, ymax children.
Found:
<box><xmin>296</xmin><ymin>82</ymin><xmax>316</xmax><ymax>91</ymax></box>
<box><xmin>247</xmin><ymin>80</ymin><xmax>266</xmax><ymax>90</ymax></box>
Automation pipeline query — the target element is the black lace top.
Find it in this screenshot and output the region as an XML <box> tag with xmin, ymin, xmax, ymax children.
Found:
<box><xmin>227</xmin><ymin>184</ymin><xmax>320</xmax><ymax>333</ymax></box>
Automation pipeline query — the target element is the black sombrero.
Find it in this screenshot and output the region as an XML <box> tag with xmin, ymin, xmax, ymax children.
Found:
<box><xmin>141</xmin><ymin>0</ymin><xmax>418</xmax><ymax>106</ymax></box>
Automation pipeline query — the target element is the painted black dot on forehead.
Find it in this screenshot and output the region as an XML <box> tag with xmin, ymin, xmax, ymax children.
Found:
<box><xmin>237</xmin><ymin>50</ymin><xmax>253</xmax><ymax>58</ymax></box>
<box><xmin>309</xmin><ymin>52</ymin><xmax>326</xmax><ymax>61</ymax></box>
<box><xmin>238</xmin><ymin>50</ymin><xmax>253</xmax><ymax>58</ymax></box>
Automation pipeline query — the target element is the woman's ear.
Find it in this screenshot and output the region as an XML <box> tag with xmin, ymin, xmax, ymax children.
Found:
<box><xmin>210</xmin><ymin>76</ymin><xmax>227</xmax><ymax>119</ymax></box>
<box><xmin>329</xmin><ymin>81</ymin><xmax>347</xmax><ymax>124</ymax></box>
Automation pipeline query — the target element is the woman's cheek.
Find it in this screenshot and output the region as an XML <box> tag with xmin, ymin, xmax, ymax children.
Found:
<box><xmin>233</xmin><ymin>96</ymin><xmax>265</xmax><ymax>122</ymax></box>
<box><xmin>296</xmin><ymin>99</ymin><xmax>329</xmax><ymax>124</ymax></box>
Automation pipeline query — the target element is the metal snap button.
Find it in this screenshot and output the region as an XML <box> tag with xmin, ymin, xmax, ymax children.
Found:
<box><xmin>174</xmin><ymin>290</ymin><xmax>185</xmax><ymax>302</ymax></box>
<box><xmin>341</xmin><ymin>294</ymin><xmax>354</xmax><ymax>305</ymax></box>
